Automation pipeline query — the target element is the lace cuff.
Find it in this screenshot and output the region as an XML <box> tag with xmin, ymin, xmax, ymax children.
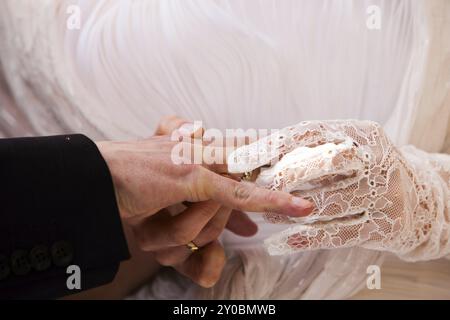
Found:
<box><xmin>398</xmin><ymin>146</ymin><xmax>450</xmax><ymax>261</ymax></box>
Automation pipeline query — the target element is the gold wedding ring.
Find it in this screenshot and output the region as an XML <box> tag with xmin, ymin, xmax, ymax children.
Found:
<box><xmin>186</xmin><ymin>241</ymin><xmax>200</xmax><ymax>253</ymax></box>
<box><xmin>242</xmin><ymin>171</ymin><xmax>253</xmax><ymax>181</ymax></box>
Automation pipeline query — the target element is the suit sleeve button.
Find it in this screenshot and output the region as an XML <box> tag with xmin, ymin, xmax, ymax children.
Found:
<box><xmin>11</xmin><ymin>250</ymin><xmax>31</xmax><ymax>276</ymax></box>
<box><xmin>0</xmin><ymin>255</ymin><xmax>10</xmax><ymax>280</ymax></box>
<box><xmin>29</xmin><ymin>245</ymin><xmax>51</xmax><ymax>272</ymax></box>
<box><xmin>51</xmin><ymin>241</ymin><xmax>74</xmax><ymax>267</ymax></box>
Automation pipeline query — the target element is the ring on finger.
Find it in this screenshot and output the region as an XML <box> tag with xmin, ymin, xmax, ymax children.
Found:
<box><xmin>186</xmin><ymin>241</ymin><xmax>200</xmax><ymax>253</ymax></box>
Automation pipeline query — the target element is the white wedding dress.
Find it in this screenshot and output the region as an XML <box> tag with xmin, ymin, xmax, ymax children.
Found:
<box><xmin>1</xmin><ymin>0</ymin><xmax>449</xmax><ymax>299</ymax></box>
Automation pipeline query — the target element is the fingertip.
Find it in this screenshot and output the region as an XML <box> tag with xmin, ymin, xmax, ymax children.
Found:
<box><xmin>200</xmin><ymin>273</ymin><xmax>222</xmax><ymax>289</ymax></box>
<box><xmin>234</xmin><ymin>222</ymin><xmax>258</xmax><ymax>237</ymax></box>
<box><xmin>199</xmin><ymin>242</ymin><xmax>225</xmax><ymax>288</ymax></box>
<box><xmin>287</xmin><ymin>197</ymin><xmax>314</xmax><ymax>217</ymax></box>
<box><xmin>155</xmin><ymin>115</ymin><xmax>189</xmax><ymax>135</ymax></box>
<box><xmin>178</xmin><ymin>122</ymin><xmax>204</xmax><ymax>138</ymax></box>
<box><xmin>247</xmin><ymin>223</ymin><xmax>258</xmax><ymax>236</ymax></box>
<box><xmin>226</xmin><ymin>210</ymin><xmax>258</xmax><ymax>237</ymax></box>
<box><xmin>241</xmin><ymin>218</ymin><xmax>258</xmax><ymax>236</ymax></box>
<box><xmin>291</xmin><ymin>197</ymin><xmax>313</xmax><ymax>208</ymax></box>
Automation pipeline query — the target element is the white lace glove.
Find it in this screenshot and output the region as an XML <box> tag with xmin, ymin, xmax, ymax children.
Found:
<box><xmin>228</xmin><ymin>120</ymin><xmax>450</xmax><ymax>261</ymax></box>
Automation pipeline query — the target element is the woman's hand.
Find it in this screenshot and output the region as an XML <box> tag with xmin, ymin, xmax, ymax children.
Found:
<box><xmin>229</xmin><ymin>120</ymin><xmax>444</xmax><ymax>260</ymax></box>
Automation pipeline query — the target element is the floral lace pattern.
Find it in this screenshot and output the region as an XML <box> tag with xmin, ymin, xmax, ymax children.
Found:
<box><xmin>228</xmin><ymin>120</ymin><xmax>450</xmax><ymax>261</ymax></box>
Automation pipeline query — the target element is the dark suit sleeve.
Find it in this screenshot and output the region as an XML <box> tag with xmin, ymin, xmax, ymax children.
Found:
<box><xmin>0</xmin><ymin>134</ymin><xmax>130</xmax><ymax>299</ymax></box>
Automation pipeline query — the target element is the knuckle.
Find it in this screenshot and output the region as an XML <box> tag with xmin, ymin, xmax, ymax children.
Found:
<box><xmin>232</xmin><ymin>183</ymin><xmax>252</xmax><ymax>204</ymax></box>
<box><xmin>171</xmin><ymin>229</ymin><xmax>195</xmax><ymax>246</ymax></box>
<box><xmin>196</xmin><ymin>206</ymin><xmax>214</xmax><ymax>220</ymax></box>
<box><xmin>189</xmin><ymin>163</ymin><xmax>201</xmax><ymax>173</ymax></box>
<box><xmin>188</xmin><ymin>166</ymin><xmax>210</xmax><ymax>200</ymax></box>
<box><xmin>186</xmin><ymin>164</ymin><xmax>201</xmax><ymax>178</ymax></box>
<box><xmin>265</xmin><ymin>191</ymin><xmax>280</xmax><ymax>206</ymax></box>
<box><xmin>181</xmin><ymin>163</ymin><xmax>199</xmax><ymax>177</ymax></box>
<box><xmin>204</xmin><ymin>224</ymin><xmax>224</xmax><ymax>240</ymax></box>
<box><xmin>135</xmin><ymin>231</ymin><xmax>153</xmax><ymax>251</ymax></box>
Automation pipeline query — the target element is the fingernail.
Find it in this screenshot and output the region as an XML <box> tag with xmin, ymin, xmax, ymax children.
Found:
<box><xmin>178</xmin><ymin>123</ymin><xmax>194</xmax><ymax>136</ymax></box>
<box><xmin>292</xmin><ymin>197</ymin><xmax>314</xmax><ymax>209</ymax></box>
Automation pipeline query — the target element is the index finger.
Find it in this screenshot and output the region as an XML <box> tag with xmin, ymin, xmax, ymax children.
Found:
<box><xmin>196</xmin><ymin>167</ymin><xmax>314</xmax><ymax>217</ymax></box>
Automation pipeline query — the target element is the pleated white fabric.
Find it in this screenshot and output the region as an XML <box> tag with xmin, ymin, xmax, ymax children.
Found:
<box><xmin>0</xmin><ymin>0</ymin><xmax>449</xmax><ymax>299</ymax></box>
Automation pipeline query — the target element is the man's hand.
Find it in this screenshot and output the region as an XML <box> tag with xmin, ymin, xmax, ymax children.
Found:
<box><xmin>96</xmin><ymin>116</ymin><xmax>313</xmax><ymax>288</ymax></box>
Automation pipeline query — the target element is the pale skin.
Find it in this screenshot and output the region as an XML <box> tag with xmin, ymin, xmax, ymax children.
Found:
<box><xmin>67</xmin><ymin>116</ymin><xmax>313</xmax><ymax>299</ymax></box>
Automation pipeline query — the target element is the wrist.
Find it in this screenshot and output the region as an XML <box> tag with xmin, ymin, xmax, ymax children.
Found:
<box><xmin>96</xmin><ymin>141</ymin><xmax>127</xmax><ymax>217</ymax></box>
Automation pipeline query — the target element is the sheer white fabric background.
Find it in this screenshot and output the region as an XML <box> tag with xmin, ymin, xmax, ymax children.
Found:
<box><xmin>0</xmin><ymin>0</ymin><xmax>449</xmax><ymax>298</ymax></box>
